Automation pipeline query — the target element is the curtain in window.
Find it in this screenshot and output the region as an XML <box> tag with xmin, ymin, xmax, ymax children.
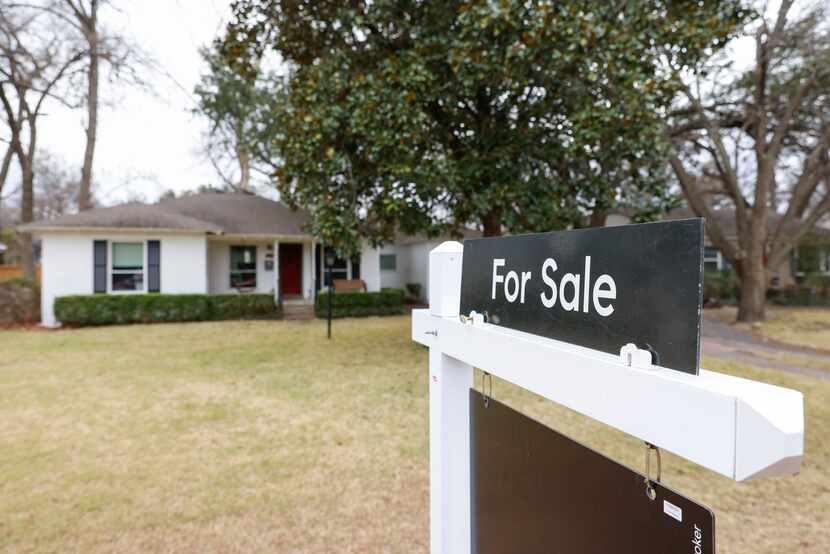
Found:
<box><xmin>113</xmin><ymin>243</ymin><xmax>143</xmax><ymax>269</ymax></box>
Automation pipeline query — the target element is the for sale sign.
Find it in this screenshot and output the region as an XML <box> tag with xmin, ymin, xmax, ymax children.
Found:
<box><xmin>459</xmin><ymin>219</ymin><xmax>704</xmax><ymax>374</ymax></box>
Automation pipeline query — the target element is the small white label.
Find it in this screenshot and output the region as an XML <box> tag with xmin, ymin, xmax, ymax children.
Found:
<box><xmin>663</xmin><ymin>500</ymin><xmax>683</xmax><ymax>522</ymax></box>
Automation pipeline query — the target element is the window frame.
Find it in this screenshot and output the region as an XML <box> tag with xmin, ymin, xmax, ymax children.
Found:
<box><xmin>794</xmin><ymin>246</ymin><xmax>830</xmax><ymax>277</ymax></box>
<box><xmin>109</xmin><ymin>241</ymin><xmax>147</xmax><ymax>294</ymax></box>
<box><xmin>703</xmin><ymin>246</ymin><xmax>722</xmax><ymax>273</ymax></box>
<box><xmin>321</xmin><ymin>246</ymin><xmax>350</xmax><ymax>288</ymax></box>
<box><xmin>230</xmin><ymin>244</ymin><xmax>258</xmax><ymax>289</ymax></box>
<box><xmin>380</xmin><ymin>253</ymin><xmax>397</xmax><ymax>272</ymax></box>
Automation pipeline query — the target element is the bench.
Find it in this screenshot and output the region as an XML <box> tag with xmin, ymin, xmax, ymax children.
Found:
<box><xmin>333</xmin><ymin>279</ymin><xmax>367</xmax><ymax>292</ymax></box>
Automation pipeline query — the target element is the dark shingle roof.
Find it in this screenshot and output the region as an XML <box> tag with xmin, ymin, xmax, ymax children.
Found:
<box><xmin>19</xmin><ymin>193</ymin><xmax>312</xmax><ymax>236</ymax></box>
<box><xmin>156</xmin><ymin>193</ymin><xmax>312</xmax><ymax>235</ymax></box>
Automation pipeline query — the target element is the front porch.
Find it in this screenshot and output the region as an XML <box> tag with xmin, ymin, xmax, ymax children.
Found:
<box><xmin>205</xmin><ymin>237</ymin><xmax>362</xmax><ymax>305</ymax></box>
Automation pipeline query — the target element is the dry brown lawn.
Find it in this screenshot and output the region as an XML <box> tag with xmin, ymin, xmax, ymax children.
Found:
<box><xmin>0</xmin><ymin>316</ymin><xmax>827</xmax><ymax>553</ymax></box>
<box><xmin>709</xmin><ymin>306</ymin><xmax>830</xmax><ymax>351</ymax></box>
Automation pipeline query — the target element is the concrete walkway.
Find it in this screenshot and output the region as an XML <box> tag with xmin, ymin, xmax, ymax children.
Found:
<box><xmin>701</xmin><ymin>313</ymin><xmax>830</xmax><ymax>381</ymax></box>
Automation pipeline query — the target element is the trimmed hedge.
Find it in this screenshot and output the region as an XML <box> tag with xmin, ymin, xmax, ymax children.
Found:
<box><xmin>54</xmin><ymin>293</ymin><xmax>281</xmax><ymax>327</ymax></box>
<box><xmin>315</xmin><ymin>288</ymin><xmax>405</xmax><ymax>318</ymax></box>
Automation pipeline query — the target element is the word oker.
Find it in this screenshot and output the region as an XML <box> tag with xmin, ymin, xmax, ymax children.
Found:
<box><xmin>491</xmin><ymin>256</ymin><xmax>617</xmax><ymax>317</ymax></box>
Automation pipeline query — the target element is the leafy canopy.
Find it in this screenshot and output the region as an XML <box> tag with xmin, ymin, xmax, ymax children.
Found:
<box><xmin>222</xmin><ymin>0</ymin><xmax>748</xmax><ymax>256</ymax></box>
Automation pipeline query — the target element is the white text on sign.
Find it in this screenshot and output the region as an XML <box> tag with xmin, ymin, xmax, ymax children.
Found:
<box><xmin>491</xmin><ymin>257</ymin><xmax>616</xmax><ymax>316</ymax></box>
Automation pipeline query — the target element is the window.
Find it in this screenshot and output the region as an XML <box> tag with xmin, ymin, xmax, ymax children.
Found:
<box><xmin>322</xmin><ymin>246</ymin><xmax>348</xmax><ymax>286</ymax></box>
<box><xmin>380</xmin><ymin>253</ymin><xmax>397</xmax><ymax>271</ymax></box>
<box><xmin>230</xmin><ymin>245</ymin><xmax>257</xmax><ymax>288</ymax></box>
<box><xmin>111</xmin><ymin>242</ymin><xmax>144</xmax><ymax>291</ymax></box>
<box><xmin>703</xmin><ymin>247</ymin><xmax>721</xmax><ymax>273</ymax></box>
<box><xmin>794</xmin><ymin>245</ymin><xmax>830</xmax><ymax>275</ymax></box>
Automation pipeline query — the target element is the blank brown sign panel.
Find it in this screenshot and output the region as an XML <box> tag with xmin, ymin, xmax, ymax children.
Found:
<box><xmin>471</xmin><ymin>389</ymin><xmax>715</xmax><ymax>554</ymax></box>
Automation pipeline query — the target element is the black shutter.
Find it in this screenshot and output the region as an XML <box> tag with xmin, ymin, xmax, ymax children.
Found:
<box><xmin>93</xmin><ymin>240</ymin><xmax>107</xmax><ymax>293</ymax></box>
<box><xmin>148</xmin><ymin>240</ymin><xmax>160</xmax><ymax>292</ymax></box>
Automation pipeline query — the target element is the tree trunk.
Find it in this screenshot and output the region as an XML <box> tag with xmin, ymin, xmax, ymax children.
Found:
<box><xmin>736</xmin><ymin>234</ymin><xmax>767</xmax><ymax>323</ymax></box>
<box><xmin>0</xmin><ymin>144</ymin><xmax>12</xmax><ymax>196</ymax></box>
<box><xmin>19</xmin><ymin>157</ymin><xmax>35</xmax><ymax>281</ymax></box>
<box><xmin>589</xmin><ymin>208</ymin><xmax>607</xmax><ymax>227</ymax></box>
<box><xmin>78</xmin><ymin>20</ymin><xmax>98</xmax><ymax>211</ymax></box>
<box><xmin>481</xmin><ymin>208</ymin><xmax>502</xmax><ymax>237</ymax></box>
<box><xmin>236</xmin><ymin>145</ymin><xmax>251</xmax><ymax>191</ymax></box>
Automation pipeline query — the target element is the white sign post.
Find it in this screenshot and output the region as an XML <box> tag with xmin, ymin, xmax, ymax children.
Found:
<box><xmin>412</xmin><ymin>241</ymin><xmax>804</xmax><ymax>554</ymax></box>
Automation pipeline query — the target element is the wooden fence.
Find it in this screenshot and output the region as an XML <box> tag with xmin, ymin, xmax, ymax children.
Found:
<box><xmin>0</xmin><ymin>265</ymin><xmax>41</xmax><ymax>282</ymax></box>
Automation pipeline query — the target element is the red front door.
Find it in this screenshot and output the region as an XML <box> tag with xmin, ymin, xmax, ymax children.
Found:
<box><xmin>279</xmin><ymin>244</ymin><xmax>303</xmax><ymax>296</ymax></box>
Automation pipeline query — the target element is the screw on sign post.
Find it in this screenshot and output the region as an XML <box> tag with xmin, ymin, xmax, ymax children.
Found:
<box><xmin>411</xmin><ymin>221</ymin><xmax>804</xmax><ymax>554</ymax></box>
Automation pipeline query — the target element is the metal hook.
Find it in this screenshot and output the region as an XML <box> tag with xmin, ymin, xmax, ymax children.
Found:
<box><xmin>644</xmin><ymin>442</ymin><xmax>662</xmax><ymax>501</ymax></box>
<box><xmin>481</xmin><ymin>371</ymin><xmax>493</xmax><ymax>408</ymax></box>
<box><xmin>460</xmin><ymin>311</ymin><xmax>489</xmax><ymax>325</ymax></box>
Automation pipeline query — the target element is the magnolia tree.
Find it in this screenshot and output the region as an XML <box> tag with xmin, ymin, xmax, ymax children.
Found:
<box><xmin>218</xmin><ymin>0</ymin><xmax>747</xmax><ymax>257</ymax></box>
<box><xmin>668</xmin><ymin>0</ymin><xmax>830</xmax><ymax>322</ymax></box>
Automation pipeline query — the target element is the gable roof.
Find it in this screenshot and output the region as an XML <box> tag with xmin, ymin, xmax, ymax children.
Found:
<box><xmin>18</xmin><ymin>193</ymin><xmax>312</xmax><ymax>236</ymax></box>
<box><xmin>156</xmin><ymin>193</ymin><xmax>312</xmax><ymax>235</ymax></box>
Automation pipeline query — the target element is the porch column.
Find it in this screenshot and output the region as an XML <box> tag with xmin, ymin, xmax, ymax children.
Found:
<box><xmin>273</xmin><ymin>240</ymin><xmax>280</xmax><ymax>305</ymax></box>
<box><xmin>310</xmin><ymin>240</ymin><xmax>317</xmax><ymax>300</ymax></box>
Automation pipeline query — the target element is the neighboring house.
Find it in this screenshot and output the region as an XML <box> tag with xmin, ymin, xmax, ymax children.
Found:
<box><xmin>20</xmin><ymin>192</ymin><xmax>472</xmax><ymax>327</ymax></box>
<box><xmin>608</xmin><ymin>208</ymin><xmax>830</xmax><ymax>287</ymax></box>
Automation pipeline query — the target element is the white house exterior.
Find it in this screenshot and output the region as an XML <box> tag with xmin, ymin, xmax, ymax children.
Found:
<box><xmin>21</xmin><ymin>192</ymin><xmax>470</xmax><ymax>327</ymax></box>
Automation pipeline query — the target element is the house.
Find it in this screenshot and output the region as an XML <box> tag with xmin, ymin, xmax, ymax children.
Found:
<box><xmin>20</xmin><ymin>192</ymin><xmax>472</xmax><ymax>327</ymax></box>
<box><xmin>608</xmin><ymin>207</ymin><xmax>830</xmax><ymax>287</ymax></box>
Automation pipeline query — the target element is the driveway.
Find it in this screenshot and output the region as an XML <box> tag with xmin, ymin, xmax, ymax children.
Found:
<box><xmin>701</xmin><ymin>313</ymin><xmax>830</xmax><ymax>381</ymax></box>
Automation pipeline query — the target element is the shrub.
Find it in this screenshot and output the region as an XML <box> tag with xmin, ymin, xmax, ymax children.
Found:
<box><xmin>54</xmin><ymin>294</ymin><xmax>281</xmax><ymax>327</ymax></box>
<box><xmin>0</xmin><ymin>278</ymin><xmax>40</xmax><ymax>324</ymax></box>
<box><xmin>768</xmin><ymin>286</ymin><xmax>830</xmax><ymax>307</ymax></box>
<box><xmin>315</xmin><ymin>288</ymin><xmax>405</xmax><ymax>318</ymax></box>
<box><xmin>703</xmin><ymin>269</ymin><xmax>739</xmax><ymax>306</ymax></box>
<box><xmin>405</xmin><ymin>283</ymin><xmax>423</xmax><ymax>302</ymax></box>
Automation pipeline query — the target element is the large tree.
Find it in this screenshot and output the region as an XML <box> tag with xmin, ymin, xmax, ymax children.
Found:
<box><xmin>0</xmin><ymin>3</ymin><xmax>86</xmax><ymax>279</ymax></box>
<box><xmin>194</xmin><ymin>46</ymin><xmax>277</xmax><ymax>192</ymax></box>
<box><xmin>8</xmin><ymin>1</ymin><xmax>147</xmax><ymax>211</ymax></box>
<box><xmin>668</xmin><ymin>0</ymin><xmax>830</xmax><ymax>322</ymax></box>
<box><xmin>221</xmin><ymin>0</ymin><xmax>747</xmax><ymax>256</ymax></box>
<box><xmin>52</xmin><ymin>0</ymin><xmax>145</xmax><ymax>211</ymax></box>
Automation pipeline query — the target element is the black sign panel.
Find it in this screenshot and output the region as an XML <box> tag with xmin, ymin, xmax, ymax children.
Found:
<box><xmin>460</xmin><ymin>219</ymin><xmax>703</xmax><ymax>374</ymax></box>
<box><xmin>471</xmin><ymin>389</ymin><xmax>715</xmax><ymax>554</ymax></box>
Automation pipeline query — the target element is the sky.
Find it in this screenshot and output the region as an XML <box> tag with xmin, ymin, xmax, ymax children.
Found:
<box><xmin>36</xmin><ymin>0</ymin><xmax>235</xmax><ymax>205</ymax></box>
